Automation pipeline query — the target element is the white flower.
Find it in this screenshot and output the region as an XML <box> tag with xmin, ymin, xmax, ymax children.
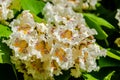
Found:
<box><xmin>0</xmin><ymin>0</ymin><xmax>13</xmax><ymax>20</ymax></box>
<box><xmin>5</xmin><ymin>0</ymin><xmax>106</xmax><ymax>79</ymax></box>
<box><xmin>115</xmin><ymin>9</ymin><xmax>120</xmax><ymax>28</ymax></box>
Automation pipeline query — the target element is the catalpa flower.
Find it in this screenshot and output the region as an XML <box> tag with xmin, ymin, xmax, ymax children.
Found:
<box><xmin>6</xmin><ymin>0</ymin><xmax>106</xmax><ymax>80</ymax></box>
<box><xmin>115</xmin><ymin>9</ymin><xmax>120</xmax><ymax>28</ymax></box>
<box><xmin>0</xmin><ymin>0</ymin><xmax>13</xmax><ymax>20</ymax></box>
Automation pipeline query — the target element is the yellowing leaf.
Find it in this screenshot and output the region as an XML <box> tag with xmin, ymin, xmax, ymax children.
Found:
<box><xmin>10</xmin><ymin>0</ymin><xmax>21</xmax><ymax>11</ymax></box>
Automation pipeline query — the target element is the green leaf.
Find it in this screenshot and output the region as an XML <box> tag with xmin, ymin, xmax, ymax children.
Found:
<box><xmin>107</xmin><ymin>50</ymin><xmax>120</xmax><ymax>61</ymax></box>
<box><xmin>0</xmin><ymin>24</ymin><xmax>12</xmax><ymax>38</ymax></box>
<box><xmin>0</xmin><ymin>52</ymin><xmax>10</xmax><ymax>64</ymax></box>
<box><xmin>84</xmin><ymin>14</ymin><xmax>108</xmax><ymax>40</ymax></box>
<box><xmin>32</xmin><ymin>13</ymin><xmax>46</xmax><ymax>23</ymax></box>
<box><xmin>0</xmin><ymin>52</ymin><xmax>4</xmax><ymax>63</ymax></box>
<box><xmin>107</xmin><ymin>48</ymin><xmax>120</xmax><ymax>56</ymax></box>
<box><xmin>0</xmin><ymin>25</ymin><xmax>11</xmax><ymax>64</ymax></box>
<box><xmin>83</xmin><ymin>13</ymin><xmax>115</xmax><ymax>30</ymax></box>
<box><xmin>20</xmin><ymin>0</ymin><xmax>45</xmax><ymax>15</ymax></box>
<box><xmin>0</xmin><ymin>39</ymin><xmax>11</xmax><ymax>64</ymax></box>
<box><xmin>97</xmin><ymin>45</ymin><xmax>120</xmax><ymax>67</ymax></box>
<box><xmin>98</xmin><ymin>57</ymin><xmax>120</xmax><ymax>68</ymax></box>
<box><xmin>83</xmin><ymin>74</ymin><xmax>98</xmax><ymax>80</ymax></box>
<box><xmin>104</xmin><ymin>71</ymin><xmax>115</xmax><ymax>80</ymax></box>
<box><xmin>0</xmin><ymin>39</ymin><xmax>18</xmax><ymax>79</ymax></box>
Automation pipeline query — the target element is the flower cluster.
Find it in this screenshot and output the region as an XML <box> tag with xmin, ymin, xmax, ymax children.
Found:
<box><xmin>0</xmin><ymin>0</ymin><xmax>13</xmax><ymax>21</ymax></box>
<box><xmin>115</xmin><ymin>9</ymin><xmax>120</xmax><ymax>28</ymax></box>
<box><xmin>6</xmin><ymin>0</ymin><xmax>106</xmax><ymax>80</ymax></box>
